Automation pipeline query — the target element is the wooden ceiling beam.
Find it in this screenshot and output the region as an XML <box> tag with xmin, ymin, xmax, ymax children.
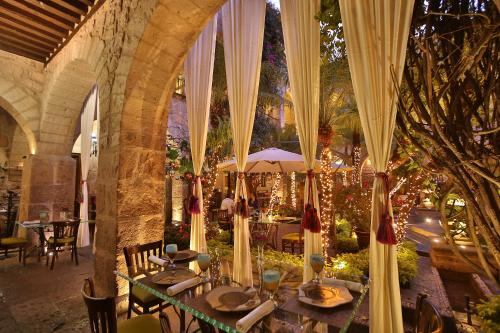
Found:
<box><xmin>0</xmin><ymin>23</ymin><xmax>58</xmax><ymax>48</ymax></box>
<box><xmin>0</xmin><ymin>42</ymin><xmax>45</xmax><ymax>62</ymax></box>
<box><xmin>50</xmin><ymin>0</ymin><xmax>87</xmax><ymax>16</ymax></box>
<box><xmin>0</xmin><ymin>7</ymin><xmax>67</xmax><ymax>37</ymax></box>
<box><xmin>46</xmin><ymin>0</ymin><xmax>104</xmax><ymax>65</ymax></box>
<box><xmin>3</xmin><ymin>0</ymin><xmax>74</xmax><ymax>30</ymax></box>
<box><xmin>0</xmin><ymin>38</ymin><xmax>48</xmax><ymax>58</ymax></box>
<box><xmin>25</xmin><ymin>0</ymin><xmax>81</xmax><ymax>23</ymax></box>
<box><xmin>0</xmin><ymin>16</ymin><xmax>61</xmax><ymax>44</ymax></box>
<box><xmin>0</xmin><ymin>26</ymin><xmax>55</xmax><ymax>51</ymax></box>
<box><xmin>0</xmin><ymin>30</ymin><xmax>52</xmax><ymax>55</ymax></box>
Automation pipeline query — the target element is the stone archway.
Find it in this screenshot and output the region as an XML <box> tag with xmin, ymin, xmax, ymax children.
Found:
<box><xmin>39</xmin><ymin>59</ymin><xmax>98</xmax><ymax>155</ymax></box>
<box><xmin>0</xmin><ymin>84</ymin><xmax>38</xmax><ymax>155</ymax></box>
<box><xmin>93</xmin><ymin>0</ymin><xmax>226</xmax><ymax>296</ymax></box>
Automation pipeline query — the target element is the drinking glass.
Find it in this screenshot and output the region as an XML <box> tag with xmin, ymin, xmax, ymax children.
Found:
<box><xmin>262</xmin><ymin>270</ymin><xmax>280</xmax><ymax>303</ymax></box>
<box><xmin>197</xmin><ymin>253</ymin><xmax>211</xmax><ymax>282</ymax></box>
<box><xmin>310</xmin><ymin>254</ymin><xmax>325</xmax><ymax>284</ymax></box>
<box><xmin>165</xmin><ymin>244</ymin><xmax>178</xmax><ymax>270</ymax></box>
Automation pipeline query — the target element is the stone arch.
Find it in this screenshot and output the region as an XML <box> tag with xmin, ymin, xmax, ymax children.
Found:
<box><xmin>0</xmin><ymin>90</ymin><xmax>37</xmax><ymax>155</ymax></box>
<box><xmin>93</xmin><ymin>0</ymin><xmax>226</xmax><ymax>296</ymax></box>
<box><xmin>39</xmin><ymin>59</ymin><xmax>98</xmax><ymax>155</ymax></box>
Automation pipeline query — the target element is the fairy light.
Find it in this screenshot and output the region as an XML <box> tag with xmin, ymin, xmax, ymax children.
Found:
<box><xmin>290</xmin><ymin>172</ymin><xmax>297</xmax><ymax>209</ymax></box>
<box><xmin>352</xmin><ymin>146</ymin><xmax>361</xmax><ymax>185</ymax></box>
<box><xmin>203</xmin><ymin>144</ymin><xmax>222</xmax><ymax>237</ymax></box>
<box><xmin>342</xmin><ymin>171</ymin><xmax>348</xmax><ymax>186</ymax></box>
<box><xmin>267</xmin><ymin>173</ymin><xmax>282</xmax><ymax>216</ymax></box>
<box><xmin>319</xmin><ymin>148</ymin><xmax>334</xmax><ymax>255</ymax></box>
<box><xmin>392</xmin><ymin>171</ymin><xmax>424</xmax><ymax>243</ymax></box>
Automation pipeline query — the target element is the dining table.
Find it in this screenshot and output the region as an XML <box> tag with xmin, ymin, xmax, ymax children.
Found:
<box><xmin>115</xmin><ymin>265</ymin><xmax>369</xmax><ymax>333</ymax></box>
<box><xmin>15</xmin><ymin>220</ymin><xmax>90</xmax><ymax>259</ymax></box>
<box><xmin>249</xmin><ymin>216</ymin><xmax>301</xmax><ymax>250</ymax></box>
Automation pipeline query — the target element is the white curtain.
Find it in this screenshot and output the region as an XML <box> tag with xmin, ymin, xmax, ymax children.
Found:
<box><xmin>339</xmin><ymin>1</ymin><xmax>414</xmax><ymax>332</ymax></box>
<box><xmin>280</xmin><ymin>0</ymin><xmax>322</xmax><ymax>283</ymax></box>
<box><xmin>185</xmin><ymin>15</ymin><xmax>217</xmax><ymax>271</ymax></box>
<box><xmin>77</xmin><ymin>85</ymin><xmax>99</xmax><ymax>248</ymax></box>
<box><xmin>222</xmin><ymin>0</ymin><xmax>266</xmax><ymax>287</ymax></box>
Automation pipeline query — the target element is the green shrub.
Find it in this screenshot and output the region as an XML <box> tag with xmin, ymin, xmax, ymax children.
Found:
<box><xmin>337</xmin><ymin>235</ymin><xmax>359</xmax><ymax>253</ymax></box>
<box><xmin>477</xmin><ymin>295</ymin><xmax>500</xmax><ymax>333</ymax></box>
<box><xmin>397</xmin><ymin>241</ymin><xmax>419</xmax><ymax>286</ymax></box>
<box><xmin>336</xmin><ymin>218</ymin><xmax>352</xmax><ymax>237</ymax></box>
<box><xmin>205</xmin><ymin>239</ymin><xmax>419</xmax><ymax>285</ymax></box>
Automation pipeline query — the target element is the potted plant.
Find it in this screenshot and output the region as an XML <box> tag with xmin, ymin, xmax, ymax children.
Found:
<box><xmin>333</xmin><ymin>185</ymin><xmax>372</xmax><ymax>249</ymax></box>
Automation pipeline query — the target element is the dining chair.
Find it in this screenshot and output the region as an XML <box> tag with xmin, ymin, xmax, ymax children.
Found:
<box><xmin>217</xmin><ymin>209</ymin><xmax>233</xmax><ymax>242</ymax></box>
<box><xmin>81</xmin><ymin>278</ymin><xmax>163</xmax><ymax>333</ymax></box>
<box><xmin>0</xmin><ymin>230</ymin><xmax>28</xmax><ymax>265</ymax></box>
<box><xmin>46</xmin><ymin>220</ymin><xmax>80</xmax><ymax>270</ymax></box>
<box><xmin>123</xmin><ymin>240</ymin><xmax>166</xmax><ymax>318</ymax></box>
<box><xmin>281</xmin><ymin>232</ymin><xmax>304</xmax><ymax>254</ymax></box>
<box><xmin>414</xmin><ymin>293</ymin><xmax>444</xmax><ymax>333</ymax></box>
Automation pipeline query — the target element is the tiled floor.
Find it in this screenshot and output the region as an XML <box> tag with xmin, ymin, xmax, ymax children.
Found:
<box><xmin>0</xmin><ymin>247</ymin><xmax>94</xmax><ymax>333</ymax></box>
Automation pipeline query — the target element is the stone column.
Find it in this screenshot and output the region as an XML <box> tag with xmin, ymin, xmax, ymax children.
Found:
<box><xmin>18</xmin><ymin>154</ymin><xmax>76</xmax><ymax>221</ymax></box>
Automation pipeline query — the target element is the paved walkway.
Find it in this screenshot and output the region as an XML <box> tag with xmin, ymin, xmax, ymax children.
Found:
<box><xmin>0</xmin><ymin>247</ymin><xmax>94</xmax><ymax>333</ymax></box>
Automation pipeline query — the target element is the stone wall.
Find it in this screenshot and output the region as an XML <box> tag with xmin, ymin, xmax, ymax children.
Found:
<box><xmin>0</xmin><ymin>0</ymin><xmax>227</xmax><ymax>297</ymax></box>
<box><xmin>18</xmin><ymin>154</ymin><xmax>76</xmax><ymax>222</ymax></box>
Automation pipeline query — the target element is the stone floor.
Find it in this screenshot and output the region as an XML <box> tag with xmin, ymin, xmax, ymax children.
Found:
<box><xmin>0</xmin><ymin>247</ymin><xmax>94</xmax><ymax>333</ymax></box>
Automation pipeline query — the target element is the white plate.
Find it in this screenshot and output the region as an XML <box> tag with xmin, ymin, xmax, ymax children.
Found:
<box><xmin>298</xmin><ymin>282</ymin><xmax>353</xmax><ymax>308</ymax></box>
<box><xmin>206</xmin><ymin>286</ymin><xmax>261</xmax><ymax>312</ymax></box>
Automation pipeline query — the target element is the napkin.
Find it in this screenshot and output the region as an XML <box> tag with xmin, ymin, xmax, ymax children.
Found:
<box><xmin>148</xmin><ymin>255</ymin><xmax>167</xmax><ymax>267</ymax></box>
<box><xmin>23</xmin><ymin>220</ymin><xmax>40</xmax><ymax>225</ymax></box>
<box><xmin>322</xmin><ymin>278</ymin><xmax>364</xmax><ymax>292</ymax></box>
<box><xmin>236</xmin><ymin>300</ymin><xmax>275</xmax><ymax>333</ymax></box>
<box><xmin>166</xmin><ymin>277</ymin><xmax>202</xmax><ymax>296</ymax></box>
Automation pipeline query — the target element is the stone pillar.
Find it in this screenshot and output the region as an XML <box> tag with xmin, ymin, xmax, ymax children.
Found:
<box><xmin>18</xmin><ymin>154</ymin><xmax>76</xmax><ymax>221</ymax></box>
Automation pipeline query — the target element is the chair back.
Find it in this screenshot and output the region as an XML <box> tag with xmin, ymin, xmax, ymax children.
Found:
<box><xmin>81</xmin><ymin>278</ymin><xmax>118</xmax><ymax>333</ymax></box>
<box><xmin>218</xmin><ymin>209</ymin><xmax>230</xmax><ymax>222</ymax></box>
<box><xmin>52</xmin><ymin>220</ymin><xmax>79</xmax><ymax>244</ymax></box>
<box><xmin>415</xmin><ymin>293</ymin><xmax>444</xmax><ymax>333</ymax></box>
<box><xmin>159</xmin><ymin>312</ymin><xmax>173</xmax><ymax>333</ymax></box>
<box><xmin>123</xmin><ymin>240</ymin><xmax>163</xmax><ymax>278</ymax></box>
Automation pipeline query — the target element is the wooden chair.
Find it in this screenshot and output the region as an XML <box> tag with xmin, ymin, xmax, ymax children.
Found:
<box><xmin>414</xmin><ymin>293</ymin><xmax>444</xmax><ymax>333</ymax></box>
<box><xmin>46</xmin><ymin>220</ymin><xmax>80</xmax><ymax>270</ymax></box>
<box><xmin>282</xmin><ymin>232</ymin><xmax>304</xmax><ymax>254</ymax></box>
<box><xmin>0</xmin><ymin>236</ymin><xmax>28</xmax><ymax>265</ymax></box>
<box><xmin>123</xmin><ymin>240</ymin><xmax>166</xmax><ymax>318</ymax></box>
<box><xmin>217</xmin><ymin>209</ymin><xmax>233</xmax><ymax>241</ymax></box>
<box><xmin>81</xmin><ymin>278</ymin><xmax>162</xmax><ymax>333</ymax></box>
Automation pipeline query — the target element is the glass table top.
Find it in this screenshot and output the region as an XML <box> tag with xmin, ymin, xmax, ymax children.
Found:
<box><xmin>115</xmin><ymin>267</ymin><xmax>369</xmax><ymax>333</ymax></box>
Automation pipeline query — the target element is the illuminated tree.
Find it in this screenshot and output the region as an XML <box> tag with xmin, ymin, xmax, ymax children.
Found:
<box><xmin>396</xmin><ymin>0</ymin><xmax>499</xmax><ymax>282</ymax></box>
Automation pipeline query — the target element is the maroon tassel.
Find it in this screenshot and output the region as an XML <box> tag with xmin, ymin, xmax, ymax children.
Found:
<box><xmin>188</xmin><ymin>196</ymin><xmax>200</xmax><ymax>215</ymax></box>
<box><xmin>375</xmin><ymin>172</ymin><xmax>397</xmax><ymax>245</ymax></box>
<box><xmin>301</xmin><ymin>204</ymin><xmax>321</xmax><ymax>233</ymax></box>
<box><xmin>301</xmin><ymin>204</ymin><xmax>312</xmax><ymax>230</ymax></box>
<box><xmin>235</xmin><ymin>196</ymin><xmax>250</xmax><ymax>218</ymax></box>
<box><xmin>309</xmin><ymin>207</ymin><xmax>321</xmax><ymax>233</ymax></box>
<box><xmin>376</xmin><ymin>213</ymin><xmax>397</xmax><ymax>245</ymax></box>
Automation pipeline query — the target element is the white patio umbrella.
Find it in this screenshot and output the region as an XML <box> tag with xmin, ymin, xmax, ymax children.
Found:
<box><xmin>218</xmin><ymin>147</ymin><xmax>353</xmax><ymax>173</ymax></box>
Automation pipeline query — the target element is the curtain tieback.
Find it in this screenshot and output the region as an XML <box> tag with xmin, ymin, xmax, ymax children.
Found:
<box><xmin>235</xmin><ymin>172</ymin><xmax>249</xmax><ymax>218</ymax></box>
<box><xmin>301</xmin><ymin>169</ymin><xmax>321</xmax><ymax>233</ymax></box>
<box><xmin>375</xmin><ymin>172</ymin><xmax>397</xmax><ymax>245</ymax></box>
<box><xmin>189</xmin><ymin>175</ymin><xmax>202</xmax><ymax>215</ymax></box>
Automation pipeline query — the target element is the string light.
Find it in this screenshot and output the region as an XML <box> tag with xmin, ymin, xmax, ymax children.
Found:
<box><xmin>203</xmin><ymin>144</ymin><xmax>222</xmax><ymax>237</ymax></box>
<box><xmin>319</xmin><ymin>148</ymin><xmax>334</xmax><ymax>255</ymax></box>
<box><xmin>267</xmin><ymin>173</ymin><xmax>282</xmax><ymax>216</ymax></box>
<box><xmin>342</xmin><ymin>171</ymin><xmax>348</xmax><ymax>186</ymax></box>
<box><xmin>352</xmin><ymin>146</ymin><xmax>361</xmax><ymax>185</ymax></box>
<box><xmin>290</xmin><ymin>171</ymin><xmax>297</xmax><ymax>209</ymax></box>
<box><xmin>391</xmin><ymin>171</ymin><xmax>424</xmax><ymax>243</ymax></box>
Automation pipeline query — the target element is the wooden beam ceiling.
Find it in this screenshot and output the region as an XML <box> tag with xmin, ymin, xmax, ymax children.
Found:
<box><xmin>0</xmin><ymin>0</ymin><xmax>104</xmax><ymax>64</ymax></box>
